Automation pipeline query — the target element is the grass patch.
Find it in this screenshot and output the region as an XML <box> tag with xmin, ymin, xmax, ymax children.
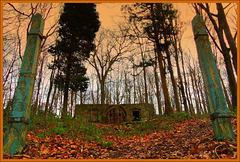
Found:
<box><xmin>3</xmin><ymin>111</ymin><xmax>211</xmax><ymax>145</ymax></box>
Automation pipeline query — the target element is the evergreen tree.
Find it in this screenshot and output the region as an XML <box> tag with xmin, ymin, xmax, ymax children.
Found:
<box><xmin>123</xmin><ymin>3</ymin><xmax>178</xmax><ymax>115</ymax></box>
<box><xmin>48</xmin><ymin>3</ymin><xmax>100</xmax><ymax>116</ymax></box>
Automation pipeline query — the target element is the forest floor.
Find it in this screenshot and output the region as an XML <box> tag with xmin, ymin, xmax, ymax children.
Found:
<box><xmin>3</xmin><ymin>113</ymin><xmax>237</xmax><ymax>159</ymax></box>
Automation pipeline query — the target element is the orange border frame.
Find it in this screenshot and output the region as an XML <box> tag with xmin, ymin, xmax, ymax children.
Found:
<box><xmin>0</xmin><ymin>0</ymin><xmax>239</xmax><ymax>162</ymax></box>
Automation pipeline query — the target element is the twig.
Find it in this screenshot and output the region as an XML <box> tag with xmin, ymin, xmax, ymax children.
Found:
<box><xmin>214</xmin><ymin>145</ymin><xmax>221</xmax><ymax>159</ymax></box>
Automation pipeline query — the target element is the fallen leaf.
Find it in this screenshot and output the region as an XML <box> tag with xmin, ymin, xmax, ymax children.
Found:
<box><xmin>70</xmin><ymin>145</ymin><xmax>78</xmax><ymax>149</ymax></box>
<box><xmin>70</xmin><ymin>150</ymin><xmax>78</xmax><ymax>154</ymax></box>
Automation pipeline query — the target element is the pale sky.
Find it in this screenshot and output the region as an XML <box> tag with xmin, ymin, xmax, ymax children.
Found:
<box><xmin>96</xmin><ymin>3</ymin><xmax>198</xmax><ymax>59</ymax></box>
<box><xmin>96</xmin><ymin>3</ymin><xmax>237</xmax><ymax>63</ymax></box>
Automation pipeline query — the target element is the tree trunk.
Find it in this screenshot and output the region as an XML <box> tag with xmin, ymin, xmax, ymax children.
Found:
<box><xmin>186</xmin><ymin>64</ymin><xmax>194</xmax><ymax>115</ymax></box>
<box><xmin>45</xmin><ymin>69</ymin><xmax>55</xmax><ymax>116</ymax></box>
<box><xmin>166</xmin><ymin>49</ymin><xmax>181</xmax><ymax>113</ymax></box>
<box><xmin>217</xmin><ymin>34</ymin><xmax>237</xmax><ymax>109</ymax></box>
<box><xmin>193</xmin><ymin>69</ymin><xmax>204</xmax><ymax>114</ymax></box>
<box><xmin>70</xmin><ymin>90</ymin><xmax>74</xmax><ymax>116</ymax></box>
<box><xmin>156</xmin><ymin>44</ymin><xmax>173</xmax><ymax>115</ymax></box>
<box><xmin>133</xmin><ymin>65</ymin><xmax>136</xmax><ymax>104</ymax></box>
<box><xmin>154</xmin><ymin>50</ymin><xmax>162</xmax><ymax>115</ymax></box>
<box><xmin>97</xmin><ymin>82</ymin><xmax>100</xmax><ymax>104</ymax></box>
<box><xmin>174</xmin><ymin>41</ymin><xmax>188</xmax><ymax>113</ymax></box>
<box><xmin>149</xmin><ymin>4</ymin><xmax>172</xmax><ymax>115</ymax></box>
<box><xmin>4</xmin><ymin>99</ymin><xmax>13</xmax><ymax>119</ymax></box>
<box><xmin>218</xmin><ymin>69</ymin><xmax>232</xmax><ymax>109</ymax></box>
<box><xmin>49</xmin><ymin>84</ymin><xmax>57</xmax><ymax>114</ymax></box>
<box><xmin>109</xmin><ymin>76</ymin><xmax>113</xmax><ymax>104</ymax></box>
<box><xmin>142</xmin><ymin>59</ymin><xmax>149</xmax><ymax>104</ymax></box>
<box><xmin>100</xmin><ymin>78</ymin><xmax>105</xmax><ymax>104</ymax></box>
<box><xmin>124</xmin><ymin>71</ymin><xmax>128</xmax><ymax>104</ymax></box>
<box><xmin>124</xmin><ymin>71</ymin><xmax>131</xmax><ymax>104</ymax></box>
<box><xmin>137</xmin><ymin>75</ymin><xmax>143</xmax><ymax>104</ymax></box>
<box><xmin>190</xmin><ymin>68</ymin><xmax>200</xmax><ymax>114</ymax></box>
<box><xmin>62</xmin><ymin>58</ymin><xmax>71</xmax><ymax>117</ymax></box>
<box><xmin>199</xmin><ymin>80</ymin><xmax>208</xmax><ymax>114</ymax></box>
<box><xmin>217</xmin><ymin>16</ymin><xmax>237</xmax><ymax>109</ymax></box>
<box><xmin>181</xmin><ymin>52</ymin><xmax>190</xmax><ymax>114</ymax></box>
<box><xmin>187</xmin><ymin>72</ymin><xmax>195</xmax><ymax>115</ymax></box>
<box><xmin>217</xmin><ymin>3</ymin><xmax>237</xmax><ymax>74</ymax></box>
<box><xmin>32</xmin><ymin>56</ymin><xmax>45</xmax><ymax>115</ymax></box>
<box><xmin>74</xmin><ymin>90</ymin><xmax>77</xmax><ymax>116</ymax></box>
<box><xmin>91</xmin><ymin>90</ymin><xmax>95</xmax><ymax>104</ymax></box>
<box><xmin>80</xmin><ymin>91</ymin><xmax>83</xmax><ymax>104</ymax></box>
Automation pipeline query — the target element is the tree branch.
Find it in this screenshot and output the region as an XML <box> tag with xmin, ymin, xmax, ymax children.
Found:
<box><xmin>8</xmin><ymin>3</ymin><xmax>31</xmax><ymax>17</ymax></box>
<box><xmin>223</xmin><ymin>3</ymin><xmax>231</xmax><ymax>10</ymax></box>
<box><xmin>233</xmin><ymin>31</ymin><xmax>237</xmax><ymax>42</ymax></box>
<box><xmin>205</xmin><ymin>24</ymin><xmax>223</xmax><ymax>54</ymax></box>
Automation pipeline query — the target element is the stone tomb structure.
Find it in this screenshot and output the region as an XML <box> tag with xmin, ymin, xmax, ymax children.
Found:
<box><xmin>75</xmin><ymin>104</ymin><xmax>155</xmax><ymax>124</ymax></box>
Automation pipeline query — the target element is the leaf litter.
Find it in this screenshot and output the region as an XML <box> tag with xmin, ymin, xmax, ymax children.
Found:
<box><xmin>3</xmin><ymin>116</ymin><xmax>237</xmax><ymax>159</ymax></box>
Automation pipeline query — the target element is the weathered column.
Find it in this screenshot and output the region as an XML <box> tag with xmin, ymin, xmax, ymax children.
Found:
<box><xmin>3</xmin><ymin>13</ymin><xmax>45</xmax><ymax>154</ymax></box>
<box><xmin>192</xmin><ymin>15</ymin><xmax>235</xmax><ymax>139</ymax></box>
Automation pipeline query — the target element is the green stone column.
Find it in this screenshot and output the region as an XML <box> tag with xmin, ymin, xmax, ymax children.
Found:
<box><xmin>3</xmin><ymin>13</ymin><xmax>45</xmax><ymax>155</ymax></box>
<box><xmin>192</xmin><ymin>15</ymin><xmax>235</xmax><ymax>139</ymax></box>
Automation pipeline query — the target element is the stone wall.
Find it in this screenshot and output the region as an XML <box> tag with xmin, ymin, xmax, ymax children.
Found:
<box><xmin>75</xmin><ymin>104</ymin><xmax>156</xmax><ymax>123</ymax></box>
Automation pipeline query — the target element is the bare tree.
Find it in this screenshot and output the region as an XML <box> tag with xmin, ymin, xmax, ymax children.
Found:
<box><xmin>127</xmin><ymin>21</ymin><xmax>155</xmax><ymax>104</ymax></box>
<box><xmin>3</xmin><ymin>3</ymin><xmax>61</xmax><ymax>115</ymax></box>
<box><xmin>153</xmin><ymin>52</ymin><xmax>162</xmax><ymax>114</ymax></box>
<box><xmin>32</xmin><ymin>52</ymin><xmax>47</xmax><ymax>114</ymax></box>
<box><xmin>216</xmin><ymin>3</ymin><xmax>237</xmax><ymax>73</ymax></box>
<box><xmin>87</xmin><ymin>27</ymin><xmax>134</xmax><ymax>104</ymax></box>
<box><xmin>44</xmin><ymin>68</ymin><xmax>55</xmax><ymax>115</ymax></box>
